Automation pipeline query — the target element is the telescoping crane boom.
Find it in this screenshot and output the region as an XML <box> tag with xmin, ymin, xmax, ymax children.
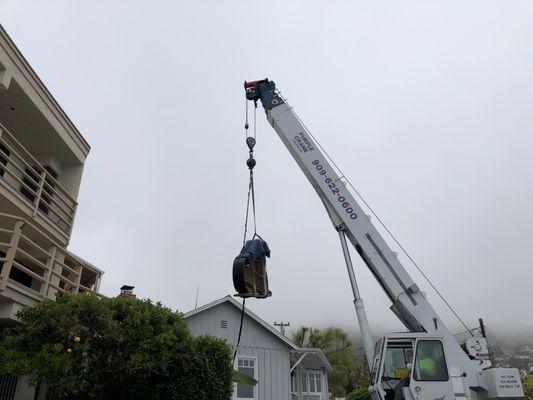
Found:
<box><xmin>244</xmin><ymin>79</ymin><xmax>524</xmax><ymax>400</ymax></box>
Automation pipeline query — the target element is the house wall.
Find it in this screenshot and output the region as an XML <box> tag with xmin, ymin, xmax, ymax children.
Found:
<box><xmin>185</xmin><ymin>302</ymin><xmax>291</xmax><ymax>400</ymax></box>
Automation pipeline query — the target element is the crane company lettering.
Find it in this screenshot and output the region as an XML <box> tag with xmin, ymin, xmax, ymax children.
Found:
<box><xmin>498</xmin><ymin>375</ymin><xmax>521</xmax><ymax>389</ymax></box>
<box><xmin>293</xmin><ymin>132</ymin><xmax>315</xmax><ymax>153</ymax></box>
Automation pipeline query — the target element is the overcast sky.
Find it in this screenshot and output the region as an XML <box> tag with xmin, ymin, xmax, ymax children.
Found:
<box><xmin>1</xmin><ymin>1</ymin><xmax>532</xmax><ymax>337</ymax></box>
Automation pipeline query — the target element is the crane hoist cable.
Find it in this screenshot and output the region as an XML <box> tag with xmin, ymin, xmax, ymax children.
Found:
<box><xmin>232</xmin><ymin>100</ymin><xmax>272</xmax><ymax>362</ymax></box>
<box><xmin>232</xmin><ymin>99</ymin><xmax>272</xmax><ymax>300</ymax></box>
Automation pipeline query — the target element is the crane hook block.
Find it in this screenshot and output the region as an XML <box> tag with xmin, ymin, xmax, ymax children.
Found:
<box><xmin>246</xmin><ymin>156</ymin><xmax>256</xmax><ymax>170</ymax></box>
<box><xmin>246</xmin><ymin>137</ymin><xmax>256</xmax><ymax>151</ymax></box>
<box><xmin>233</xmin><ymin>238</ymin><xmax>272</xmax><ymax>299</ymax></box>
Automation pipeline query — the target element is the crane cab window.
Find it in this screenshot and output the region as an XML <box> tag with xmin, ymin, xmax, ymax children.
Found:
<box><xmin>413</xmin><ymin>340</ymin><xmax>449</xmax><ymax>381</ymax></box>
<box><xmin>381</xmin><ymin>341</ymin><xmax>414</xmax><ymax>400</ymax></box>
<box><xmin>370</xmin><ymin>339</ymin><xmax>384</xmax><ymax>385</ymax></box>
<box><xmin>383</xmin><ymin>342</ymin><xmax>414</xmax><ymax>380</ymax></box>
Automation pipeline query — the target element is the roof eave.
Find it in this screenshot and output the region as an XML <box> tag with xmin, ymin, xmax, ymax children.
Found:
<box><xmin>290</xmin><ymin>348</ymin><xmax>334</xmax><ymax>372</ymax></box>
<box><xmin>0</xmin><ymin>24</ymin><xmax>91</xmax><ymax>158</ymax></box>
<box><xmin>183</xmin><ymin>295</ymin><xmax>299</xmax><ymax>350</ymax></box>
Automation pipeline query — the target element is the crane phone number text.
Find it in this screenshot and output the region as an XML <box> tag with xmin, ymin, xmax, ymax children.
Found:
<box><xmin>312</xmin><ymin>160</ymin><xmax>358</xmax><ymax>220</ymax></box>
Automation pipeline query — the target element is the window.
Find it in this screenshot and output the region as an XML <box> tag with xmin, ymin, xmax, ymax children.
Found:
<box><xmin>236</xmin><ymin>357</ymin><xmax>256</xmax><ymax>399</ymax></box>
<box><xmin>413</xmin><ymin>340</ymin><xmax>449</xmax><ymax>381</ymax></box>
<box><xmin>301</xmin><ymin>371</ymin><xmax>323</xmax><ymax>395</ymax></box>
<box><xmin>315</xmin><ymin>372</ymin><xmax>323</xmax><ymax>392</ymax></box>
<box><xmin>382</xmin><ymin>341</ymin><xmax>413</xmax><ymax>381</ymax></box>
<box><xmin>371</xmin><ymin>339</ymin><xmax>385</xmax><ymax>385</ymax></box>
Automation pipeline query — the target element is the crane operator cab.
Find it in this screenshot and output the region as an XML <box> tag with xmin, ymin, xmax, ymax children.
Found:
<box><xmin>369</xmin><ymin>334</ymin><xmax>454</xmax><ymax>400</ymax></box>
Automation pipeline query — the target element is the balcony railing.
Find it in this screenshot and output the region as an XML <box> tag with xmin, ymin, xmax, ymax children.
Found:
<box><xmin>0</xmin><ymin>212</ymin><xmax>101</xmax><ymax>301</ymax></box>
<box><xmin>0</xmin><ymin>122</ymin><xmax>77</xmax><ymax>236</ymax></box>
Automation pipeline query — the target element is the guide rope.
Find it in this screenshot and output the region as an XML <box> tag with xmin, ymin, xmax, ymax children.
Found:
<box><xmin>233</xmin><ymin>297</ymin><xmax>246</xmax><ymax>362</ymax></box>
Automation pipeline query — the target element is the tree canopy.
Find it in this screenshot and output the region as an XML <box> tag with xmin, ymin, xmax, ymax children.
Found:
<box><xmin>0</xmin><ymin>294</ymin><xmax>233</xmax><ymax>400</ymax></box>
<box><xmin>292</xmin><ymin>326</ymin><xmax>370</xmax><ymax>397</ymax></box>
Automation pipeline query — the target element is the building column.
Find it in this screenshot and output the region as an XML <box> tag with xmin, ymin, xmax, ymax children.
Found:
<box><xmin>47</xmin><ymin>250</ymin><xmax>64</xmax><ymax>299</ymax></box>
<box><xmin>0</xmin><ymin>220</ymin><xmax>24</xmax><ymax>288</ymax></box>
<box><xmin>31</xmin><ymin>170</ymin><xmax>46</xmax><ymax>217</ymax></box>
<box><xmin>42</xmin><ymin>246</ymin><xmax>57</xmax><ymax>299</ymax></box>
<box><xmin>73</xmin><ymin>263</ymin><xmax>82</xmax><ymax>294</ymax></box>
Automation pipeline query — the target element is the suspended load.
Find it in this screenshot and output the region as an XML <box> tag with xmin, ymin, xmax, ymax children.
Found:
<box><xmin>233</xmin><ymin>237</ymin><xmax>271</xmax><ymax>298</ymax></box>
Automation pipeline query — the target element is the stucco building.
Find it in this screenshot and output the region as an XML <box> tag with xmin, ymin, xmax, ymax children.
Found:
<box><xmin>0</xmin><ymin>24</ymin><xmax>104</xmax><ymax>399</ymax></box>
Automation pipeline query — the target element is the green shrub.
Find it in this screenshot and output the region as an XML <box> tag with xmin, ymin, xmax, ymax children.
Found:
<box><xmin>0</xmin><ymin>294</ymin><xmax>233</xmax><ymax>400</ymax></box>
<box><xmin>346</xmin><ymin>387</ymin><xmax>372</xmax><ymax>400</ymax></box>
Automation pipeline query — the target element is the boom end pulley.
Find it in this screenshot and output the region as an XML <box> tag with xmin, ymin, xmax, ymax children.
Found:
<box><xmin>244</xmin><ymin>79</ymin><xmax>284</xmax><ymax>110</ymax></box>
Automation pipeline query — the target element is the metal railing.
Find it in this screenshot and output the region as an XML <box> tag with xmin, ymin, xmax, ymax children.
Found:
<box><xmin>0</xmin><ymin>122</ymin><xmax>77</xmax><ymax>235</ymax></box>
<box><xmin>0</xmin><ymin>212</ymin><xmax>101</xmax><ymax>300</ymax></box>
<box><xmin>0</xmin><ymin>374</ymin><xmax>17</xmax><ymax>400</ymax></box>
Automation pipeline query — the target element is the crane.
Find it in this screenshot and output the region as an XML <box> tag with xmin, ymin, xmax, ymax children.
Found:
<box><xmin>244</xmin><ymin>79</ymin><xmax>524</xmax><ymax>400</ymax></box>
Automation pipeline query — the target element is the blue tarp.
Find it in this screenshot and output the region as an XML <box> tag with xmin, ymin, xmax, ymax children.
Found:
<box><xmin>238</xmin><ymin>239</ymin><xmax>270</xmax><ymax>263</ymax></box>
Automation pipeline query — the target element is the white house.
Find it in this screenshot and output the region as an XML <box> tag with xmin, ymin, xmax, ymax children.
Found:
<box><xmin>184</xmin><ymin>296</ymin><xmax>333</xmax><ymax>400</ymax></box>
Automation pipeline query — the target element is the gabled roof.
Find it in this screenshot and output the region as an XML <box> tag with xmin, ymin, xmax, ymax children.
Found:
<box><xmin>290</xmin><ymin>348</ymin><xmax>334</xmax><ymax>372</ymax></box>
<box><xmin>183</xmin><ymin>295</ymin><xmax>300</xmax><ymax>350</ymax></box>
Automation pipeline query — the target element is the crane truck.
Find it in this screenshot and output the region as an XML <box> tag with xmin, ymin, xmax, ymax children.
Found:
<box><xmin>244</xmin><ymin>79</ymin><xmax>524</xmax><ymax>400</ymax></box>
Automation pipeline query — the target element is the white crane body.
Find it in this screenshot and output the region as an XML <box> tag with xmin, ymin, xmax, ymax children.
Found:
<box><xmin>244</xmin><ymin>79</ymin><xmax>524</xmax><ymax>400</ymax></box>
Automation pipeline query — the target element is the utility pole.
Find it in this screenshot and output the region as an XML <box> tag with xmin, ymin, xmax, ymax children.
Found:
<box><xmin>194</xmin><ymin>286</ymin><xmax>200</xmax><ymax>309</ymax></box>
<box><xmin>274</xmin><ymin>321</ymin><xmax>290</xmax><ymax>336</ymax></box>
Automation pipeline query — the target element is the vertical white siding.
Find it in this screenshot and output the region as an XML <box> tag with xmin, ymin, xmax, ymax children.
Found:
<box><xmin>185</xmin><ymin>302</ymin><xmax>291</xmax><ymax>400</ymax></box>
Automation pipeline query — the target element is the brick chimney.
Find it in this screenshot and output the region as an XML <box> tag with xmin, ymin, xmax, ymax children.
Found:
<box><xmin>118</xmin><ymin>285</ymin><xmax>136</xmax><ymax>299</ymax></box>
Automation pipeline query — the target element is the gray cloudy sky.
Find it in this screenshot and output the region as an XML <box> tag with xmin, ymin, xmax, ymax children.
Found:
<box><xmin>1</xmin><ymin>1</ymin><xmax>532</xmax><ymax>336</ymax></box>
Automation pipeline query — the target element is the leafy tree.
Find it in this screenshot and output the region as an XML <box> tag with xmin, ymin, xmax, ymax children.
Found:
<box><xmin>292</xmin><ymin>326</ymin><xmax>369</xmax><ymax>397</ymax></box>
<box><xmin>293</xmin><ymin>326</ymin><xmax>309</xmax><ymax>347</ymax></box>
<box><xmin>0</xmin><ymin>294</ymin><xmax>233</xmax><ymax>400</ymax></box>
<box><xmin>346</xmin><ymin>387</ymin><xmax>371</xmax><ymax>400</ymax></box>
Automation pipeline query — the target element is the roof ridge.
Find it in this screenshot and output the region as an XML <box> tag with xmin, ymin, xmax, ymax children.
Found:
<box><xmin>183</xmin><ymin>295</ymin><xmax>299</xmax><ymax>349</ymax></box>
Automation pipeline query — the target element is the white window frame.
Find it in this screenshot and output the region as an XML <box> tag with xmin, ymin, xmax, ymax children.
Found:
<box><xmin>234</xmin><ymin>356</ymin><xmax>258</xmax><ymax>400</ymax></box>
<box><xmin>290</xmin><ymin>372</ymin><xmax>299</xmax><ymax>395</ymax></box>
<box><xmin>302</xmin><ymin>370</ymin><xmax>324</xmax><ymax>395</ymax></box>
